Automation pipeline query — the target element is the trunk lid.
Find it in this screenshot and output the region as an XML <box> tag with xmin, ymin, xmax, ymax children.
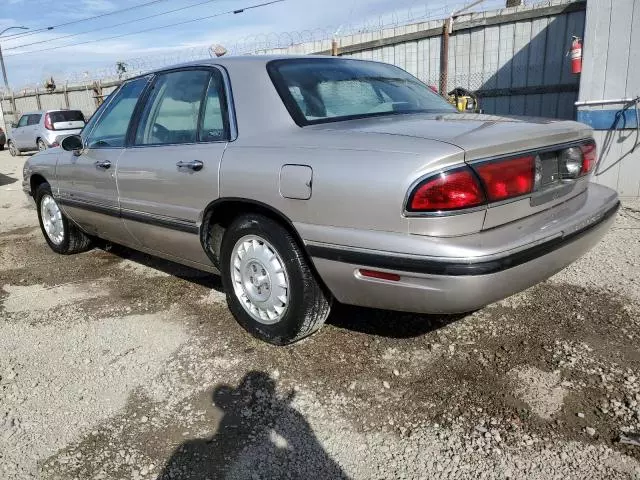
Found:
<box><xmin>313</xmin><ymin>112</ymin><xmax>594</xmax><ymax>232</ymax></box>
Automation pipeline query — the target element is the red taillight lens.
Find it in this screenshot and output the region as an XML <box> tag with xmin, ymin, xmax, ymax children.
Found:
<box><xmin>473</xmin><ymin>156</ymin><xmax>535</xmax><ymax>202</ymax></box>
<box><xmin>580</xmin><ymin>142</ymin><xmax>597</xmax><ymax>174</ymax></box>
<box><xmin>358</xmin><ymin>269</ymin><xmax>401</xmax><ymax>281</ymax></box>
<box><xmin>408</xmin><ymin>167</ymin><xmax>485</xmax><ymax>212</ymax></box>
<box><xmin>44</xmin><ymin>113</ymin><xmax>53</xmax><ymax>130</ymax></box>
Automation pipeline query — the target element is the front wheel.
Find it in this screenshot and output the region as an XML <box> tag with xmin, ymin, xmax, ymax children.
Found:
<box><xmin>219</xmin><ymin>214</ymin><xmax>332</xmax><ymax>345</ymax></box>
<box><xmin>35</xmin><ymin>183</ymin><xmax>93</xmax><ymax>254</ymax></box>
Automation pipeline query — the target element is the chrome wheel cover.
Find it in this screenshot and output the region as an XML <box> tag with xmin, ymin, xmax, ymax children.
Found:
<box><xmin>40</xmin><ymin>195</ymin><xmax>65</xmax><ymax>245</ymax></box>
<box><xmin>38</xmin><ymin>140</ymin><xmax>47</xmax><ymax>151</ymax></box>
<box><xmin>230</xmin><ymin>235</ymin><xmax>289</xmax><ymax>324</ymax></box>
<box><xmin>8</xmin><ymin>142</ymin><xmax>17</xmax><ymax>156</ymax></box>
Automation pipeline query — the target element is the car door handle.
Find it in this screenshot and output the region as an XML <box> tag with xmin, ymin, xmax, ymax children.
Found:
<box><xmin>95</xmin><ymin>160</ymin><xmax>111</xmax><ymax>169</ymax></box>
<box><xmin>176</xmin><ymin>160</ymin><xmax>203</xmax><ymax>171</ymax></box>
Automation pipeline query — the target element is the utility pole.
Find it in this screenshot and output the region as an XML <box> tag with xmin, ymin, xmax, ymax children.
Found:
<box><xmin>439</xmin><ymin>0</ymin><xmax>485</xmax><ymax>96</ymax></box>
<box><xmin>0</xmin><ymin>26</ymin><xmax>29</xmax><ymax>91</ymax></box>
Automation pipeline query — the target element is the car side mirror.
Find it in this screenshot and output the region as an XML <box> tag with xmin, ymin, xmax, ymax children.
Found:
<box><xmin>9</xmin><ymin>122</ymin><xmax>16</xmax><ymax>128</ymax></box>
<box><xmin>61</xmin><ymin>134</ymin><xmax>84</xmax><ymax>153</ymax></box>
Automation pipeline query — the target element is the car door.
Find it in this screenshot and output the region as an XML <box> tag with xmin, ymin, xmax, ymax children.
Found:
<box><xmin>56</xmin><ymin>76</ymin><xmax>151</xmax><ymax>245</ymax></box>
<box><xmin>116</xmin><ymin>67</ymin><xmax>231</xmax><ymax>266</ymax></box>
<box><xmin>26</xmin><ymin>114</ymin><xmax>42</xmax><ymax>149</ymax></box>
<box><xmin>12</xmin><ymin>114</ymin><xmax>29</xmax><ymax>148</ymax></box>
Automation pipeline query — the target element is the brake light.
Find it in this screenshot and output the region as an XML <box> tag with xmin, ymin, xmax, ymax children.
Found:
<box><xmin>408</xmin><ymin>167</ymin><xmax>485</xmax><ymax>212</ymax></box>
<box><xmin>44</xmin><ymin>113</ymin><xmax>53</xmax><ymax>130</ymax></box>
<box><xmin>580</xmin><ymin>142</ymin><xmax>597</xmax><ymax>174</ymax></box>
<box><xmin>473</xmin><ymin>156</ymin><xmax>535</xmax><ymax>202</ymax></box>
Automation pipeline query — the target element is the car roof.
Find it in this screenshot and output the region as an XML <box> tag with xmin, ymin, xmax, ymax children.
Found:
<box><xmin>127</xmin><ymin>55</ymin><xmax>359</xmax><ymax>79</ymax></box>
<box><xmin>19</xmin><ymin>109</ymin><xmax>83</xmax><ymax>116</ymax></box>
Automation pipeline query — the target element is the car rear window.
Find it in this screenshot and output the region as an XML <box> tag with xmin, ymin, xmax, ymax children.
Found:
<box><xmin>267</xmin><ymin>58</ymin><xmax>456</xmax><ymax>126</ymax></box>
<box><xmin>49</xmin><ymin>111</ymin><xmax>85</xmax><ymax>123</ymax></box>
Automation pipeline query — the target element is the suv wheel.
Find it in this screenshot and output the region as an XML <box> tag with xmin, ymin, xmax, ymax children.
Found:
<box><xmin>219</xmin><ymin>214</ymin><xmax>332</xmax><ymax>345</ymax></box>
<box><xmin>37</xmin><ymin>139</ymin><xmax>47</xmax><ymax>151</ymax></box>
<box><xmin>35</xmin><ymin>182</ymin><xmax>93</xmax><ymax>254</ymax></box>
<box><xmin>8</xmin><ymin>141</ymin><xmax>19</xmax><ymax>156</ymax></box>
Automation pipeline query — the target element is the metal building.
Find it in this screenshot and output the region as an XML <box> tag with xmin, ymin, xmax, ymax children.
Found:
<box><xmin>577</xmin><ymin>0</ymin><xmax>640</xmax><ymax>198</ymax></box>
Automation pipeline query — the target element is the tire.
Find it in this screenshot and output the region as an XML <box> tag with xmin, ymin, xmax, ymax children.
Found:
<box><xmin>8</xmin><ymin>141</ymin><xmax>19</xmax><ymax>157</ymax></box>
<box><xmin>35</xmin><ymin>182</ymin><xmax>93</xmax><ymax>254</ymax></box>
<box><xmin>37</xmin><ymin>139</ymin><xmax>47</xmax><ymax>151</ymax></box>
<box><xmin>219</xmin><ymin>214</ymin><xmax>332</xmax><ymax>345</ymax></box>
<box><xmin>0</xmin><ymin>144</ymin><xmax>4</xmax><ymax>151</ymax></box>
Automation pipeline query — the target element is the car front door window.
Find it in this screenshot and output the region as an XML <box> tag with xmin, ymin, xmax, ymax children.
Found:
<box><xmin>17</xmin><ymin>115</ymin><xmax>28</xmax><ymax>128</ymax></box>
<box><xmin>134</xmin><ymin>70</ymin><xmax>210</xmax><ymax>146</ymax></box>
<box><xmin>85</xmin><ymin>77</ymin><xmax>149</xmax><ymax>149</ymax></box>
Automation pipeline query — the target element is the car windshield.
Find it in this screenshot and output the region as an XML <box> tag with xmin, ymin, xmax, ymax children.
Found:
<box><xmin>50</xmin><ymin>111</ymin><xmax>85</xmax><ymax>123</ymax></box>
<box><xmin>268</xmin><ymin>58</ymin><xmax>456</xmax><ymax>126</ymax></box>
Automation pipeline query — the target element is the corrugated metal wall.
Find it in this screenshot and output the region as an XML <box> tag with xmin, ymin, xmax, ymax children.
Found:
<box><xmin>579</xmin><ymin>0</ymin><xmax>640</xmax><ymax>198</ymax></box>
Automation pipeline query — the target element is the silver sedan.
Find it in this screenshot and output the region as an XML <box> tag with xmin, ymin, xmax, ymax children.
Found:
<box><xmin>22</xmin><ymin>56</ymin><xmax>619</xmax><ymax>345</ymax></box>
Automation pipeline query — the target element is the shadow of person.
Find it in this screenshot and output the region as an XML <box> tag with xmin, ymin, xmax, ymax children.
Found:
<box><xmin>157</xmin><ymin>371</ymin><xmax>348</xmax><ymax>480</ymax></box>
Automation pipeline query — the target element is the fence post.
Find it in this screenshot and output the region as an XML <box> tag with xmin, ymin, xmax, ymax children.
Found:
<box><xmin>92</xmin><ymin>80</ymin><xmax>103</xmax><ymax>108</ymax></box>
<box><xmin>63</xmin><ymin>82</ymin><xmax>70</xmax><ymax>108</ymax></box>
<box><xmin>35</xmin><ymin>87</ymin><xmax>42</xmax><ymax>110</ymax></box>
<box><xmin>439</xmin><ymin>18</ymin><xmax>451</xmax><ymax>96</ymax></box>
<box><xmin>10</xmin><ymin>90</ymin><xmax>16</xmax><ymax>123</ymax></box>
<box><xmin>331</xmin><ymin>38</ymin><xmax>339</xmax><ymax>56</ymax></box>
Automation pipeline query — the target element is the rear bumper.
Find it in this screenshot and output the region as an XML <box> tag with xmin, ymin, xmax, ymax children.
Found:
<box><xmin>306</xmin><ymin>183</ymin><xmax>619</xmax><ymax>314</ymax></box>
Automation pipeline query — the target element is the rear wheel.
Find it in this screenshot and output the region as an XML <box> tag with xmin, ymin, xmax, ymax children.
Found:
<box><xmin>8</xmin><ymin>141</ymin><xmax>19</xmax><ymax>156</ymax></box>
<box><xmin>37</xmin><ymin>139</ymin><xmax>47</xmax><ymax>151</ymax></box>
<box><xmin>0</xmin><ymin>143</ymin><xmax>4</xmax><ymax>151</ymax></box>
<box><xmin>35</xmin><ymin>182</ymin><xmax>93</xmax><ymax>254</ymax></box>
<box><xmin>219</xmin><ymin>214</ymin><xmax>331</xmax><ymax>345</ymax></box>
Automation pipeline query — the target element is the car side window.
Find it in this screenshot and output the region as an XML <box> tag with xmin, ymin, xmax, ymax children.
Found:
<box><xmin>27</xmin><ymin>114</ymin><xmax>41</xmax><ymax>126</ymax></box>
<box><xmin>135</xmin><ymin>69</ymin><xmax>210</xmax><ymax>146</ymax></box>
<box><xmin>85</xmin><ymin>77</ymin><xmax>149</xmax><ymax>149</ymax></box>
<box><xmin>200</xmin><ymin>70</ymin><xmax>229</xmax><ymax>142</ymax></box>
<box><xmin>16</xmin><ymin>115</ymin><xmax>28</xmax><ymax>128</ymax></box>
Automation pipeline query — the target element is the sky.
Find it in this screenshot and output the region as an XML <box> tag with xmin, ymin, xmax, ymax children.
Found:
<box><xmin>0</xmin><ymin>0</ymin><xmax>505</xmax><ymax>90</ymax></box>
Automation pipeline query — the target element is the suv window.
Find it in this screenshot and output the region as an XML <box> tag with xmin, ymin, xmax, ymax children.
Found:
<box><xmin>17</xmin><ymin>115</ymin><xmax>29</xmax><ymax>128</ymax></box>
<box><xmin>135</xmin><ymin>69</ymin><xmax>210</xmax><ymax>146</ymax></box>
<box><xmin>85</xmin><ymin>77</ymin><xmax>149</xmax><ymax>149</ymax></box>
<box><xmin>27</xmin><ymin>114</ymin><xmax>41</xmax><ymax>126</ymax></box>
<box><xmin>49</xmin><ymin>111</ymin><xmax>85</xmax><ymax>123</ymax></box>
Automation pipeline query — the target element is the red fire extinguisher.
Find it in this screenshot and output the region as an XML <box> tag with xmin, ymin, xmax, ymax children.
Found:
<box><xmin>570</xmin><ymin>36</ymin><xmax>583</xmax><ymax>74</ymax></box>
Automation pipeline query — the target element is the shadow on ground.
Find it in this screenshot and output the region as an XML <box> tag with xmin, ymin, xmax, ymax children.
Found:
<box><xmin>156</xmin><ymin>371</ymin><xmax>347</xmax><ymax>480</ymax></box>
<box><xmin>100</xmin><ymin>241</ymin><xmax>465</xmax><ymax>340</ymax></box>
<box><xmin>327</xmin><ymin>303</ymin><xmax>467</xmax><ymax>339</ymax></box>
<box><xmin>0</xmin><ymin>172</ymin><xmax>17</xmax><ymax>187</ymax></box>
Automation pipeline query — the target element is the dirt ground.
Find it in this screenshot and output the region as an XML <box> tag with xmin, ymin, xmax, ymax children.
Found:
<box><xmin>1</xmin><ymin>149</ymin><xmax>640</xmax><ymax>479</ymax></box>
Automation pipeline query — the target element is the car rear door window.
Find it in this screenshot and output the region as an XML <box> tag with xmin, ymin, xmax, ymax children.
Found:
<box><xmin>27</xmin><ymin>114</ymin><xmax>41</xmax><ymax>126</ymax></box>
<box><xmin>85</xmin><ymin>77</ymin><xmax>149</xmax><ymax>149</ymax></box>
<box><xmin>134</xmin><ymin>69</ymin><xmax>210</xmax><ymax>146</ymax></box>
<box><xmin>200</xmin><ymin>71</ymin><xmax>229</xmax><ymax>142</ymax></box>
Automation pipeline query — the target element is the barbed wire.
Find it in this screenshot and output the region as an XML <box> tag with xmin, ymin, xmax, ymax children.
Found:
<box><xmin>3</xmin><ymin>0</ymin><xmax>562</xmax><ymax>92</ymax></box>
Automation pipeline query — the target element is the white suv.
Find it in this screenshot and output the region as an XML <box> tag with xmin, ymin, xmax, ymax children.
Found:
<box><xmin>8</xmin><ymin>109</ymin><xmax>85</xmax><ymax>155</ymax></box>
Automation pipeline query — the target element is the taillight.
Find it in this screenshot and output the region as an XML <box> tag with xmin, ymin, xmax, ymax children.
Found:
<box><xmin>407</xmin><ymin>167</ymin><xmax>485</xmax><ymax>212</ymax></box>
<box><xmin>44</xmin><ymin>113</ymin><xmax>53</xmax><ymax>130</ymax></box>
<box><xmin>473</xmin><ymin>156</ymin><xmax>535</xmax><ymax>202</ymax></box>
<box><xmin>580</xmin><ymin>142</ymin><xmax>597</xmax><ymax>175</ymax></box>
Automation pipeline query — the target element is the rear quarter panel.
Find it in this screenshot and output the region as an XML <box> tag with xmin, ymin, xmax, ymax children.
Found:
<box><xmin>220</xmin><ymin>132</ymin><xmax>466</xmax><ymax>235</ymax></box>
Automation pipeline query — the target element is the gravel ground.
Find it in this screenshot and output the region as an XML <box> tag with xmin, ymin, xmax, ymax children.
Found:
<box><xmin>1</xmin><ymin>150</ymin><xmax>640</xmax><ymax>479</ymax></box>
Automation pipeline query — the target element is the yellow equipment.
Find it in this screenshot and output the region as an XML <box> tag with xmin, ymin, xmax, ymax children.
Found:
<box><xmin>447</xmin><ymin>87</ymin><xmax>481</xmax><ymax>113</ymax></box>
